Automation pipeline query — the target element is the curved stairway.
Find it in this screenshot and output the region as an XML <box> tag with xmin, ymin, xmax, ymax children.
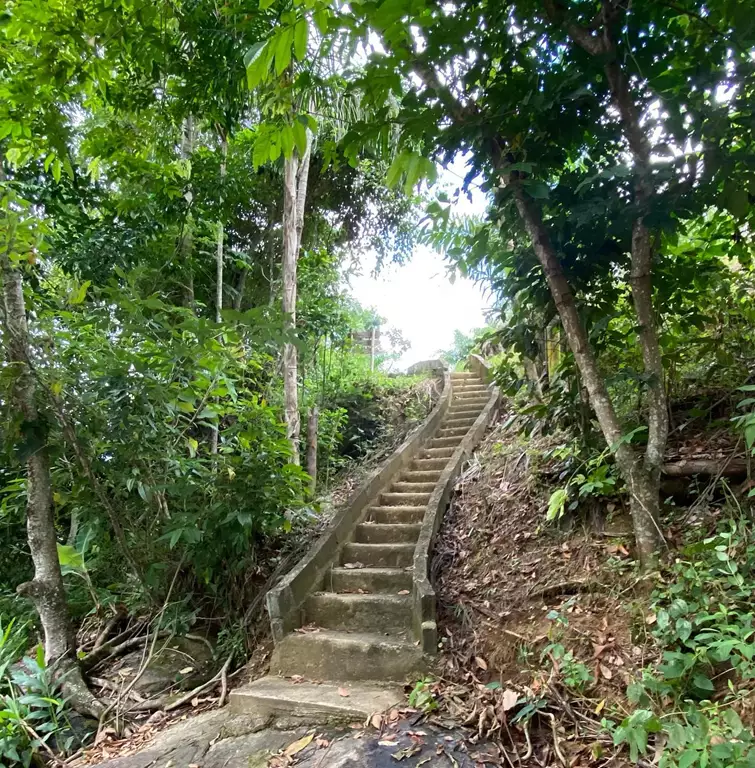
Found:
<box><xmin>230</xmin><ymin>369</ymin><xmax>497</xmax><ymax>724</ymax></box>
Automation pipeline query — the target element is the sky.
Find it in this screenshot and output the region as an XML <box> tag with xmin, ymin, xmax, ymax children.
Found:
<box><xmin>347</xmin><ymin>159</ymin><xmax>494</xmax><ymax>370</ymax></box>
<box><xmin>348</xmin><ymin>246</ymin><xmax>492</xmax><ymax>369</ymax></box>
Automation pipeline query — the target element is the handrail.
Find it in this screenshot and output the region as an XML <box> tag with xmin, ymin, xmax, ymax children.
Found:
<box><xmin>412</xmin><ymin>354</ymin><xmax>500</xmax><ymax>652</ymax></box>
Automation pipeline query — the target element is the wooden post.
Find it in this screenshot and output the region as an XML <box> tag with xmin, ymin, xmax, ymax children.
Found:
<box><xmin>306</xmin><ymin>406</ymin><xmax>319</xmax><ymax>496</ymax></box>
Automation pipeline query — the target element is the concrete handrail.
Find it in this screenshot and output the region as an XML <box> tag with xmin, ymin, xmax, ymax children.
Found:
<box><xmin>412</xmin><ymin>354</ymin><xmax>500</xmax><ymax>653</ymax></box>
<box><xmin>266</xmin><ymin>362</ymin><xmax>453</xmax><ymax>643</ymax></box>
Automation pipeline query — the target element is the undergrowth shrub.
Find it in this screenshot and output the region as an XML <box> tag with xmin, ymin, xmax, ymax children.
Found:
<box><xmin>604</xmin><ymin>519</ymin><xmax>755</xmax><ymax>767</ymax></box>
<box><xmin>0</xmin><ymin>622</ymin><xmax>79</xmax><ymax>767</ymax></box>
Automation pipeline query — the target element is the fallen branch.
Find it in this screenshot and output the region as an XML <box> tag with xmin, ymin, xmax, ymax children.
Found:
<box><xmin>163</xmin><ymin>654</ymin><xmax>233</xmax><ymax>712</ymax></box>
<box><xmin>92</xmin><ymin>606</ymin><xmax>128</xmax><ymax>652</ymax></box>
<box><xmin>81</xmin><ymin>630</ymin><xmax>170</xmax><ymax>672</ymax></box>
<box><xmin>662</xmin><ymin>457</ymin><xmax>748</xmax><ymax>477</ymax></box>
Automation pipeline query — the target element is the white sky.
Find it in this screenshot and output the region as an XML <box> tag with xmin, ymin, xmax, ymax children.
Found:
<box><xmin>349</xmin><ymin>245</ymin><xmax>492</xmax><ymax>369</ymax></box>
<box><xmin>348</xmin><ymin>157</ymin><xmax>493</xmax><ymax>370</ymax></box>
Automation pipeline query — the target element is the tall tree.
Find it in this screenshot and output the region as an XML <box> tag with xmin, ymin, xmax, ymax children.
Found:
<box><xmin>348</xmin><ymin>0</ymin><xmax>755</xmax><ymax>566</ymax></box>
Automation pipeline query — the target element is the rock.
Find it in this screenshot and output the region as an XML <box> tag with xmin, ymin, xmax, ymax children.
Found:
<box><xmin>103</xmin><ymin>636</ymin><xmax>215</xmax><ymax>698</ymax></box>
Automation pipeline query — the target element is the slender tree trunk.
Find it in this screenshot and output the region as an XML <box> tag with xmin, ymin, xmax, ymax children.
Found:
<box><xmin>0</xmin><ymin>245</ymin><xmax>102</xmax><ymax>717</ymax></box>
<box><xmin>179</xmin><ymin>116</ymin><xmax>196</xmax><ymax>309</ymax></box>
<box><xmin>282</xmin><ymin>152</ymin><xmax>300</xmax><ymax>462</ymax></box>
<box><xmin>281</xmin><ymin>135</ymin><xmax>313</xmax><ymax>464</ymax></box>
<box><xmin>210</xmin><ymin>132</ymin><xmax>227</xmax><ymax>456</ymax></box>
<box><xmin>306</xmin><ymin>406</ymin><xmax>318</xmax><ymax>496</ymax></box>
<box><xmin>234</xmin><ymin>266</ymin><xmax>247</xmax><ymax>311</ymax></box>
<box><xmin>530</xmin><ymin>1</ymin><xmax>668</xmax><ymax>567</ymax></box>
<box><xmin>215</xmin><ymin>133</ymin><xmax>227</xmax><ymax>324</ymax></box>
<box><xmin>512</xmin><ymin>186</ymin><xmax>662</xmax><ymax>566</ymax></box>
<box><xmin>294</xmin><ymin>135</ymin><xmax>312</xmax><ymax>253</ymax></box>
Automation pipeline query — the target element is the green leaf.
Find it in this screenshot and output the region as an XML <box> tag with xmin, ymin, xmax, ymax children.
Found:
<box><xmin>547</xmin><ymin>488</ymin><xmax>567</xmax><ymax>521</ymax></box>
<box><xmin>281</xmin><ymin>125</ymin><xmax>294</xmax><ymax>157</ymax></box>
<box><xmin>57</xmin><ymin>543</ymin><xmax>84</xmax><ymax>571</ymax></box>
<box><xmin>676</xmin><ymin>618</ymin><xmax>692</xmax><ymax>643</ymax></box>
<box><xmin>723</xmin><ymin>179</ymin><xmax>749</xmax><ymax>219</ymax></box>
<box><xmin>386</xmin><ymin>152</ymin><xmax>407</xmax><ymax>188</ymax></box>
<box><xmin>691</xmin><ymin>672</ymin><xmax>714</xmax><ymax>692</ymax></box>
<box><xmin>313</xmin><ymin>8</ymin><xmax>330</xmax><ymax>33</ymax></box>
<box><xmin>292</xmin><ymin>120</ymin><xmax>307</xmax><ymax>155</ymax></box>
<box><xmin>523</xmin><ymin>179</ymin><xmax>550</xmax><ymax>199</ymax></box>
<box><xmin>294</xmin><ymin>18</ymin><xmax>308</xmax><ymax>60</ymax></box>
<box><xmin>745</xmin><ymin>423</ymin><xmax>755</xmax><ymax>451</ymax></box>
<box><xmin>274</xmin><ymin>27</ymin><xmax>294</xmax><ymax>75</ymax></box>
<box><xmin>678</xmin><ymin>748</ymin><xmax>699</xmax><ymax>768</ymax></box>
<box><xmin>259</xmin><ymin>0</ymin><xmax>275</xmax><ymax>9</ymax></box>
<box><xmin>723</xmin><ymin>708</ymin><xmax>743</xmax><ymax>736</ymax></box>
<box><xmin>68</xmin><ymin>280</ymin><xmax>91</xmax><ymax>305</ymax></box>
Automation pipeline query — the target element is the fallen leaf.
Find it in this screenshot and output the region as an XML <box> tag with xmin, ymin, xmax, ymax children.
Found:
<box><xmin>315</xmin><ymin>738</ymin><xmax>330</xmax><ymax>748</ymax></box>
<box><xmin>179</xmin><ymin>666</ymin><xmax>194</xmax><ymax>674</ymax></box>
<box><xmin>379</xmin><ymin>740</ymin><xmax>399</xmax><ymax>747</ymax></box>
<box><xmin>370</xmin><ymin>713</ymin><xmax>383</xmax><ymax>730</ymax></box>
<box><xmin>343</xmin><ymin>562</ymin><xmax>364</xmax><ymax>570</ymax></box>
<box><xmin>599</xmin><ymin>664</ymin><xmax>613</xmax><ymax>680</ymax></box>
<box><xmin>284</xmin><ymin>732</ymin><xmax>315</xmax><ymax>757</ymax></box>
<box><xmin>592</xmin><ymin>643</ymin><xmax>608</xmax><ymax>658</ymax></box>
<box><xmin>388</xmin><ymin>708</ymin><xmax>399</xmax><ymax>722</ymax></box>
<box><xmin>338</xmin><ymin>687</ymin><xmax>350</xmax><ymax>697</ymax></box>
<box><xmin>501</xmin><ymin>689</ymin><xmax>519</xmax><ymax>712</ymax></box>
<box><xmin>392</xmin><ymin>744</ymin><xmax>422</xmax><ymax>760</ymax></box>
<box><xmin>291</xmin><ymin>674</ymin><xmax>304</xmax><ymax>683</ymax></box>
<box><xmin>645</xmin><ymin>613</ymin><xmax>657</xmax><ymax>625</ymax></box>
<box><xmin>397</xmin><ymin>589</ymin><xmax>410</xmax><ymax>595</ymax></box>
<box><xmin>474</xmin><ymin>656</ymin><xmax>488</xmax><ymax>671</ymax></box>
<box><xmin>595</xmin><ymin>699</ymin><xmax>606</xmax><ymax>715</ymax></box>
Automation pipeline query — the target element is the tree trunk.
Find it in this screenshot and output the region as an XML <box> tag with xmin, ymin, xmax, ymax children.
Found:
<box><xmin>306</xmin><ymin>406</ymin><xmax>318</xmax><ymax>497</ymax></box>
<box><xmin>210</xmin><ymin>132</ymin><xmax>227</xmax><ymax>456</ymax></box>
<box><xmin>280</xmin><ymin>134</ymin><xmax>313</xmax><ymax>464</ymax></box>
<box><xmin>294</xmin><ymin>135</ymin><xmax>312</xmax><ymax>253</ymax></box>
<box><xmin>179</xmin><ymin>116</ymin><xmax>196</xmax><ymax>309</ymax></box>
<box><xmin>0</xmin><ymin>246</ymin><xmax>103</xmax><ymax>717</ymax></box>
<box><xmin>282</xmin><ymin>151</ymin><xmax>300</xmax><ymax>462</ymax></box>
<box><xmin>541</xmin><ymin>0</ymin><xmax>669</xmax><ymax>567</ymax></box>
<box><xmin>215</xmin><ymin>133</ymin><xmax>227</xmax><ymax>324</ymax></box>
<box><xmin>512</xmin><ymin>186</ymin><xmax>662</xmax><ymax>567</ymax></box>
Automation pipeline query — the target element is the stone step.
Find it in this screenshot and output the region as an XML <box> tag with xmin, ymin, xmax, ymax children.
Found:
<box><xmin>329</xmin><ymin>567</ymin><xmax>412</xmax><ymax>594</ymax></box>
<box><xmin>269</xmin><ymin>630</ymin><xmax>424</xmax><ymax>683</ymax></box>
<box><xmin>342</xmin><ymin>542</ymin><xmax>415</xmax><ymax>568</ymax></box>
<box><xmin>428</xmin><ymin>435</ymin><xmax>463</xmax><ymax>449</ymax></box>
<box><xmin>305</xmin><ymin>593</ymin><xmax>412</xmax><ymax>633</ymax></box>
<box><xmin>447</xmin><ymin>405</ymin><xmax>485</xmax><ymax>417</ymax></box>
<box><xmin>368</xmin><ymin>506</ymin><xmax>425</xmax><ymax>524</ymax></box>
<box><xmin>355</xmin><ymin>522</ymin><xmax>422</xmax><ymax>544</ymax></box>
<box><xmin>454</xmin><ymin>382</ymin><xmax>487</xmax><ymax>390</ymax></box>
<box><xmin>442</xmin><ymin>415</ymin><xmax>478</xmax><ymax>429</ymax></box>
<box><xmin>411</xmin><ymin>457</ymin><xmax>448</xmax><ymax>472</ymax></box>
<box><xmin>380</xmin><ymin>491</ymin><xmax>431</xmax><ymax>506</ymax></box>
<box><xmin>437</xmin><ymin>425</ymin><xmax>470</xmax><ymax>438</ymax></box>
<box><xmin>229</xmin><ymin>676</ymin><xmax>404</xmax><ymax>726</ymax></box>
<box><xmin>450</xmin><ymin>371</ymin><xmax>479</xmax><ymax>379</ymax></box>
<box><xmin>391</xmin><ymin>481</ymin><xmax>436</xmax><ymax>494</ymax></box>
<box><xmin>420</xmin><ymin>446</ymin><xmax>455</xmax><ymax>459</ymax></box>
<box><xmin>451</xmin><ymin>392</ymin><xmax>488</xmax><ymax>408</ymax></box>
<box><xmin>400</xmin><ymin>470</ymin><xmax>443</xmax><ymax>483</ymax></box>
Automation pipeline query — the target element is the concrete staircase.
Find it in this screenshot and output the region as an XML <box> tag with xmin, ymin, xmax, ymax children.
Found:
<box><xmin>230</xmin><ymin>370</ymin><xmax>496</xmax><ymax>725</ymax></box>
